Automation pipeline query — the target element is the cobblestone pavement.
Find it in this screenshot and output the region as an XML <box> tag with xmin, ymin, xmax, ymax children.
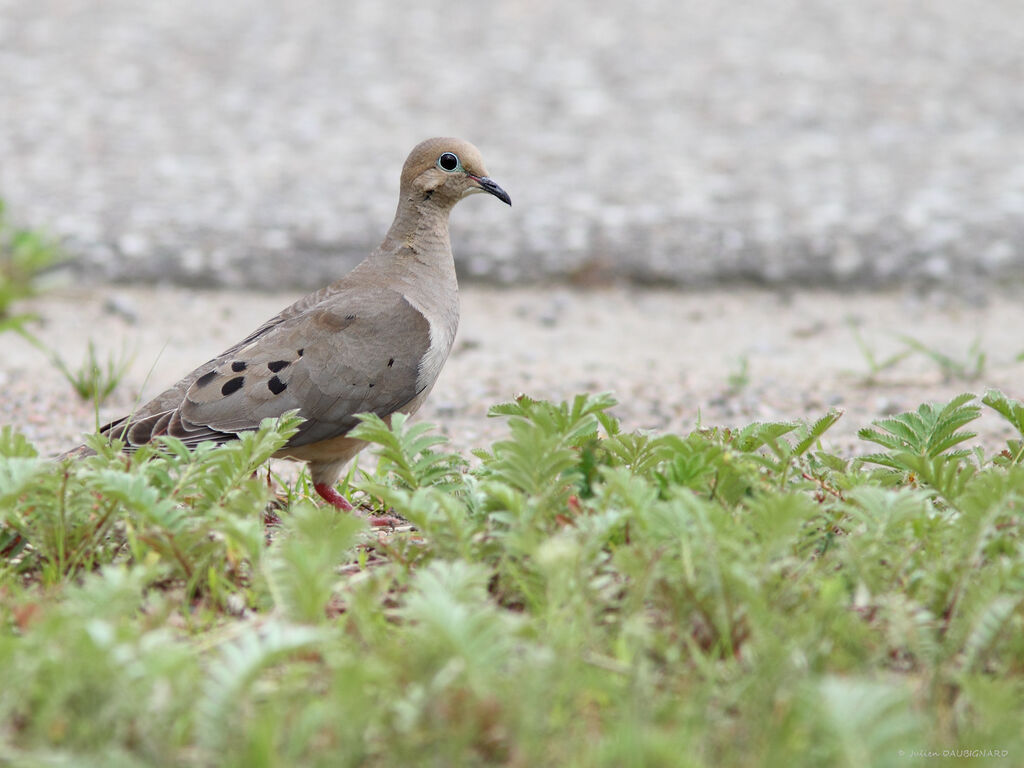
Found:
<box><xmin>1</xmin><ymin>0</ymin><xmax>1022</xmax><ymax>291</ymax></box>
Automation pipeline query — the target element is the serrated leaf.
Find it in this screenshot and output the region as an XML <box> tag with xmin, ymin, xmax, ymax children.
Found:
<box><xmin>858</xmin><ymin>395</ymin><xmax>981</xmax><ymax>470</ymax></box>
<box><xmin>0</xmin><ymin>425</ymin><xmax>38</xmax><ymax>458</ymax></box>
<box><xmin>0</xmin><ymin>456</ymin><xmax>47</xmax><ymax>505</ymax></box>
<box><xmin>793</xmin><ymin>408</ymin><xmax>843</xmax><ymax>456</ymax></box>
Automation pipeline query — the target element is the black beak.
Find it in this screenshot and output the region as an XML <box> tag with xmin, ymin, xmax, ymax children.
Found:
<box><xmin>473</xmin><ymin>176</ymin><xmax>512</xmax><ymax>206</ymax></box>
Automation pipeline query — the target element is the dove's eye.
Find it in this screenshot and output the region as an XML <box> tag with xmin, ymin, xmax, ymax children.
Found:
<box><xmin>437</xmin><ymin>152</ymin><xmax>460</xmax><ymax>172</ymax></box>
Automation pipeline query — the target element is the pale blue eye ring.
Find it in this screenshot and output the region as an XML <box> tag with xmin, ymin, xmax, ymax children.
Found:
<box><xmin>437</xmin><ymin>152</ymin><xmax>460</xmax><ymax>172</ymax></box>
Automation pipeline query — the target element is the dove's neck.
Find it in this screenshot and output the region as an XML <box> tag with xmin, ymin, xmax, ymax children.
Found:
<box><xmin>364</xmin><ymin>195</ymin><xmax>460</xmax><ymax>392</ymax></box>
<box><xmin>370</xmin><ymin>195</ymin><xmax>457</xmax><ymax>289</ymax></box>
<box><xmin>383</xmin><ymin>194</ymin><xmax>452</xmax><ymax>245</ymax></box>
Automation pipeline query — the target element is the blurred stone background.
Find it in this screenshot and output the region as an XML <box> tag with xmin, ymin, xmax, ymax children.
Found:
<box><xmin>1</xmin><ymin>0</ymin><xmax>1022</xmax><ymax>291</ymax></box>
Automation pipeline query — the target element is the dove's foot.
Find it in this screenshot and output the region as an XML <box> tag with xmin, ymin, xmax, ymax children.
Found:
<box><xmin>314</xmin><ymin>482</ymin><xmax>402</xmax><ymax>528</ymax></box>
<box><xmin>313</xmin><ymin>482</ymin><xmax>354</xmax><ymax>511</ymax></box>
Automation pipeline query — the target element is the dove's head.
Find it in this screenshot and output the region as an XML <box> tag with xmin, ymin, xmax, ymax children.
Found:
<box><xmin>400</xmin><ymin>137</ymin><xmax>511</xmax><ymax>208</ymax></box>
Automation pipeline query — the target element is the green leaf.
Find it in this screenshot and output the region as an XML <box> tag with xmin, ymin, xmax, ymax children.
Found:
<box><xmin>858</xmin><ymin>394</ymin><xmax>980</xmax><ymax>469</ymax></box>
<box><xmin>817</xmin><ymin>676</ymin><xmax>924</xmax><ymax>766</ymax></box>
<box><xmin>265</xmin><ymin>500</ymin><xmax>363</xmax><ymax>623</ymax></box>
<box><xmin>0</xmin><ymin>425</ymin><xmax>39</xmax><ymax>458</ymax></box>
<box><xmin>0</xmin><ymin>456</ymin><xmax>47</xmax><ymax>506</ymax></box>
<box><xmin>349</xmin><ymin>412</ymin><xmax>465</xmax><ymax>491</ymax></box>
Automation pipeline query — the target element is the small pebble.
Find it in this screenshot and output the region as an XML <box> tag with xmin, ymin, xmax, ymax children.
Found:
<box><xmin>103</xmin><ymin>293</ymin><xmax>140</xmax><ymax>324</ymax></box>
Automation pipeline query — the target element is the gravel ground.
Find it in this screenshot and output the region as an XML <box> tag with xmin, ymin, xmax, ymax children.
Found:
<box><xmin>6</xmin><ymin>285</ymin><xmax>1024</xmax><ymax>467</ymax></box>
<box><xmin>1</xmin><ymin>0</ymin><xmax>1023</xmax><ymax>291</ymax></box>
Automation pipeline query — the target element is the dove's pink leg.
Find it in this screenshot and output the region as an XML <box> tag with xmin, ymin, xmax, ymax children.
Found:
<box><xmin>314</xmin><ymin>482</ymin><xmax>355</xmax><ymax>510</ymax></box>
<box><xmin>314</xmin><ymin>483</ymin><xmax>402</xmax><ymax>528</ymax></box>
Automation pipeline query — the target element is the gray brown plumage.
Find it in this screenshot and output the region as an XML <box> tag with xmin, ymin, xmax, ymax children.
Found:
<box><xmin>66</xmin><ymin>138</ymin><xmax>510</xmax><ymax>520</ymax></box>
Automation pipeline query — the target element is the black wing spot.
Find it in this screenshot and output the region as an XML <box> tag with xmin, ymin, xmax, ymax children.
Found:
<box><xmin>267</xmin><ymin>360</ymin><xmax>290</xmax><ymax>373</ymax></box>
<box><xmin>387</xmin><ymin>358</ymin><xmax>395</xmax><ymax>368</ymax></box>
<box><xmin>297</xmin><ymin>348</ymin><xmax>304</xmax><ymax>356</ymax></box>
<box><xmin>231</xmin><ymin>360</ymin><xmax>247</xmax><ymax>372</ymax></box>
<box><xmin>368</xmin><ymin>382</ymin><xmax>375</xmax><ymax>388</ymax></box>
<box><xmin>345</xmin><ymin>314</ymin><xmax>356</xmax><ymax>320</ymax></box>
<box><xmin>268</xmin><ymin>375</ymin><xmax>287</xmax><ymax>395</ymax></box>
<box><xmin>221</xmin><ymin>377</ymin><xmax>245</xmax><ymax>396</ymax></box>
<box><xmin>196</xmin><ymin>370</ymin><xmax>217</xmax><ymax>387</ymax></box>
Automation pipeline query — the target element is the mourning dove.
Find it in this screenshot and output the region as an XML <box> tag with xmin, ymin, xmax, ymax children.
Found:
<box><xmin>67</xmin><ymin>137</ymin><xmax>510</xmax><ymax>523</ymax></box>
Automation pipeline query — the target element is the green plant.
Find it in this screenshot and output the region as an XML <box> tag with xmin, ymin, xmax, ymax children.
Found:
<box><xmin>899</xmin><ymin>335</ymin><xmax>987</xmax><ymax>382</ymax></box>
<box><xmin>846</xmin><ymin>317</ymin><xmax>912</xmax><ymax>384</ymax></box>
<box><xmin>983</xmin><ymin>388</ymin><xmax>1024</xmax><ymax>466</ymax></box>
<box><xmin>50</xmin><ymin>339</ymin><xmax>134</xmax><ymax>406</ymax></box>
<box><xmin>2</xmin><ymin>413</ymin><xmax>301</xmax><ymax>596</ymax></box>
<box><xmin>848</xmin><ymin>318</ymin><xmax>989</xmax><ymax>386</ymax></box>
<box><xmin>350</xmin><ymin>411</ymin><xmax>467</xmax><ymax>492</ymax></box>
<box><xmin>858</xmin><ymin>393</ymin><xmax>980</xmax><ymax>467</ymax></box>
<box><xmin>0</xmin><ymin>198</ymin><xmax>61</xmax><ymax>333</ymax></box>
<box><xmin>726</xmin><ymin>354</ymin><xmax>750</xmax><ymax>393</ymax></box>
<box><xmin>2</xmin><ymin>393</ymin><xmax>1024</xmax><ymax>765</ymax></box>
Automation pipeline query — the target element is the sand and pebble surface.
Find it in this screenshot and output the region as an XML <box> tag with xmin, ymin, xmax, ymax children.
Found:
<box><xmin>6</xmin><ymin>285</ymin><xmax>1024</xmax><ymax>468</ymax></box>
